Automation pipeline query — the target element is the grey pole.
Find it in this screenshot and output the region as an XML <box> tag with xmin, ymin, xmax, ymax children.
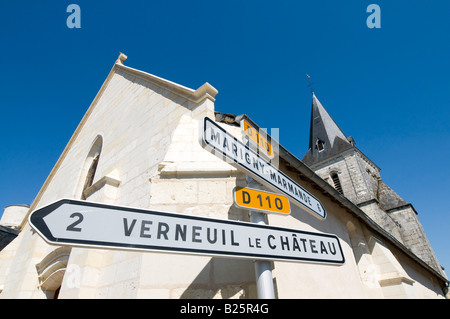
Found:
<box><xmin>247</xmin><ymin>177</ymin><xmax>276</xmax><ymax>299</ymax></box>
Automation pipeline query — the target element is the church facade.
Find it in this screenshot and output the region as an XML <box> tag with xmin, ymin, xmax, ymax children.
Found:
<box><xmin>0</xmin><ymin>54</ymin><xmax>447</xmax><ymax>298</ymax></box>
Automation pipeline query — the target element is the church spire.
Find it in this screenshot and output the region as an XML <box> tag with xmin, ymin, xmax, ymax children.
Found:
<box><xmin>302</xmin><ymin>93</ymin><xmax>354</xmax><ymax>167</ymax></box>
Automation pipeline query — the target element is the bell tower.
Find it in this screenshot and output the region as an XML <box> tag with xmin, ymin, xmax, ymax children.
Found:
<box><xmin>302</xmin><ymin>94</ymin><xmax>381</xmax><ymax>206</ymax></box>
<box><xmin>302</xmin><ymin>94</ymin><xmax>445</xmax><ymax>276</ymax></box>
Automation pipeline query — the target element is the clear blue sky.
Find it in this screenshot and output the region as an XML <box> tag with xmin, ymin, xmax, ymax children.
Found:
<box><xmin>1</xmin><ymin>1</ymin><xmax>449</xmax><ymax>274</ymax></box>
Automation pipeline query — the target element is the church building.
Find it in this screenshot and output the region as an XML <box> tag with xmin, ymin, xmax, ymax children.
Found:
<box><xmin>0</xmin><ymin>54</ymin><xmax>447</xmax><ymax>299</ymax></box>
<box><xmin>302</xmin><ymin>93</ymin><xmax>444</xmax><ymax>274</ymax></box>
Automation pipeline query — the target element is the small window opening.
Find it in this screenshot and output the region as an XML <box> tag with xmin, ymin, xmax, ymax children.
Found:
<box><xmin>331</xmin><ymin>173</ymin><xmax>343</xmax><ymax>195</ymax></box>
<box><xmin>316</xmin><ymin>139</ymin><xmax>325</xmax><ymax>152</ymax></box>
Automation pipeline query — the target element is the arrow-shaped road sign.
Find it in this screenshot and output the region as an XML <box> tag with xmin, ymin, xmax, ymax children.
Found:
<box><xmin>200</xmin><ymin>117</ymin><xmax>326</xmax><ymax>219</ymax></box>
<box><xmin>29</xmin><ymin>199</ymin><xmax>344</xmax><ymax>265</ymax></box>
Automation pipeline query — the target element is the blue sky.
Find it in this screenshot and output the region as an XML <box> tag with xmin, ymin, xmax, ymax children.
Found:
<box><xmin>1</xmin><ymin>1</ymin><xmax>449</xmax><ymax>275</ymax></box>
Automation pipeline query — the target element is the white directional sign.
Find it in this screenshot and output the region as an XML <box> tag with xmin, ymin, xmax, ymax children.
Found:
<box><xmin>200</xmin><ymin>117</ymin><xmax>326</xmax><ymax>219</ymax></box>
<box><xmin>29</xmin><ymin>199</ymin><xmax>344</xmax><ymax>265</ymax></box>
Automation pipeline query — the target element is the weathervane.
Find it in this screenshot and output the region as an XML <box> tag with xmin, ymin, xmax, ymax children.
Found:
<box><xmin>306</xmin><ymin>74</ymin><xmax>314</xmax><ymax>94</ymax></box>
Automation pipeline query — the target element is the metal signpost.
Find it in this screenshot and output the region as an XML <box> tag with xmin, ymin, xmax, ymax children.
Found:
<box><xmin>199</xmin><ymin>117</ymin><xmax>336</xmax><ymax>299</ymax></box>
<box><xmin>245</xmin><ymin>178</ymin><xmax>276</xmax><ymax>299</ymax></box>
<box><xmin>239</xmin><ymin>120</ymin><xmax>280</xmax><ymax>298</ymax></box>
<box><xmin>233</xmin><ymin>184</ymin><xmax>291</xmax><ymax>298</ymax></box>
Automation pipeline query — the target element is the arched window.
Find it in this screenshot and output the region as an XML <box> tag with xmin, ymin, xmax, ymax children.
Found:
<box><xmin>77</xmin><ymin>135</ymin><xmax>103</xmax><ymax>200</ymax></box>
<box><xmin>331</xmin><ymin>172</ymin><xmax>343</xmax><ymax>195</ymax></box>
<box><xmin>81</xmin><ymin>153</ymin><xmax>100</xmax><ymax>200</ymax></box>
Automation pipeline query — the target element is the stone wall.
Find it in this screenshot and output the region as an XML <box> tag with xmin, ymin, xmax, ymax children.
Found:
<box><xmin>309</xmin><ymin>148</ymin><xmax>445</xmax><ymax>277</ymax></box>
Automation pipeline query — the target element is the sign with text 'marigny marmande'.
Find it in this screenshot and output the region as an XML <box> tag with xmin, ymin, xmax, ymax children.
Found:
<box><xmin>29</xmin><ymin>199</ymin><xmax>344</xmax><ymax>265</ymax></box>
<box><xmin>200</xmin><ymin>117</ymin><xmax>326</xmax><ymax>219</ymax></box>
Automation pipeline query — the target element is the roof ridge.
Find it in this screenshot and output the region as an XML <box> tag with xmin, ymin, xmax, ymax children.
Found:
<box><xmin>116</xmin><ymin>53</ymin><xmax>218</xmax><ymax>103</ymax></box>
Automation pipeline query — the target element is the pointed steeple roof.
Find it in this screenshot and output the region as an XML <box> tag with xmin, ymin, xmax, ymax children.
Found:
<box><xmin>302</xmin><ymin>93</ymin><xmax>354</xmax><ymax>166</ymax></box>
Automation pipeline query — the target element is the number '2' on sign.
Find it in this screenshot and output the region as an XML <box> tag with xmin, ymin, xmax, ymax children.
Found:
<box><xmin>66</xmin><ymin>213</ymin><xmax>84</xmax><ymax>232</ymax></box>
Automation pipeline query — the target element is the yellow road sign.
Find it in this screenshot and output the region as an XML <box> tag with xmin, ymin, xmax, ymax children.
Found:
<box><xmin>242</xmin><ymin>119</ymin><xmax>274</xmax><ymax>159</ymax></box>
<box><xmin>233</xmin><ymin>187</ymin><xmax>291</xmax><ymax>215</ymax></box>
